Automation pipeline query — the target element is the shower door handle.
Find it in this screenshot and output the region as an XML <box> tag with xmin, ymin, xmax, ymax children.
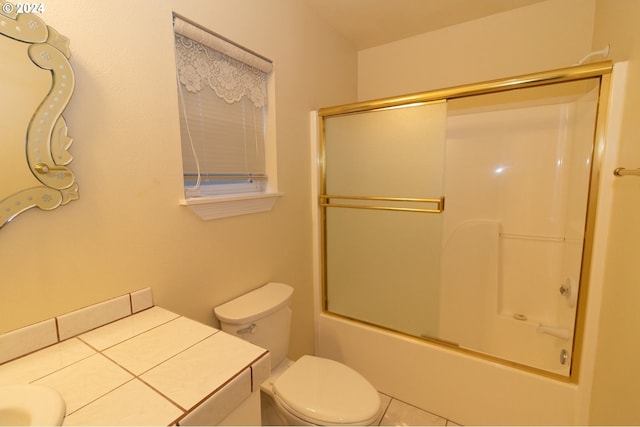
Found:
<box><xmin>319</xmin><ymin>195</ymin><xmax>445</xmax><ymax>214</ymax></box>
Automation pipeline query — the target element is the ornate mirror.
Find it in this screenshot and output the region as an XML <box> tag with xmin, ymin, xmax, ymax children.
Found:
<box><xmin>0</xmin><ymin>1</ymin><xmax>77</xmax><ymax>229</ymax></box>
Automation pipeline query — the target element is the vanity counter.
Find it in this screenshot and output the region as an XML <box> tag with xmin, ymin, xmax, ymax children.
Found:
<box><xmin>0</xmin><ymin>302</ymin><xmax>270</xmax><ymax>425</ymax></box>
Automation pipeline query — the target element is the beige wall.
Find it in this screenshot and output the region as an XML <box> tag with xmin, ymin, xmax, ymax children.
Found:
<box><xmin>589</xmin><ymin>0</ymin><xmax>640</xmax><ymax>424</ymax></box>
<box><xmin>0</xmin><ymin>0</ymin><xmax>357</xmax><ymax>360</ymax></box>
<box><xmin>357</xmin><ymin>0</ymin><xmax>595</xmax><ymax>101</ymax></box>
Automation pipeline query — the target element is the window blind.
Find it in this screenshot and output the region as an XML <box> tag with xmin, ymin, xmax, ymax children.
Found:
<box><xmin>173</xmin><ymin>15</ymin><xmax>272</xmax><ymax>197</ymax></box>
<box><xmin>178</xmin><ymin>88</ymin><xmax>266</xmax><ymax>182</ymax></box>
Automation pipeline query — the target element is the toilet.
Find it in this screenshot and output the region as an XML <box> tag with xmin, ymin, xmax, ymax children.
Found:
<box><xmin>214</xmin><ymin>282</ymin><xmax>382</xmax><ymax>426</ymax></box>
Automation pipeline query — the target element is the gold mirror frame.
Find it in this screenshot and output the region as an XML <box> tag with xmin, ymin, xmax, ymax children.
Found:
<box><xmin>0</xmin><ymin>1</ymin><xmax>77</xmax><ymax>229</ymax></box>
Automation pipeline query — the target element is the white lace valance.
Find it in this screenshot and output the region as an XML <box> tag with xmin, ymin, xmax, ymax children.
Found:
<box><xmin>175</xmin><ymin>34</ymin><xmax>268</xmax><ymax>108</ymax></box>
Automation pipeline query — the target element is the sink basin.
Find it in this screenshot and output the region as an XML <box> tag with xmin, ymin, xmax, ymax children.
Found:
<box><xmin>0</xmin><ymin>384</ymin><xmax>65</xmax><ymax>426</ymax></box>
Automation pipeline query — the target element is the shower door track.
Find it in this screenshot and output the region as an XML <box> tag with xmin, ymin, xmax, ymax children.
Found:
<box><xmin>317</xmin><ymin>61</ymin><xmax>612</xmax><ymax>117</ymax></box>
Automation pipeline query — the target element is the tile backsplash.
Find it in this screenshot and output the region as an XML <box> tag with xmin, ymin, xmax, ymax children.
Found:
<box><xmin>0</xmin><ymin>318</ymin><xmax>59</xmax><ymax>365</ymax></box>
<box><xmin>0</xmin><ymin>288</ymin><xmax>153</xmax><ymax>365</ymax></box>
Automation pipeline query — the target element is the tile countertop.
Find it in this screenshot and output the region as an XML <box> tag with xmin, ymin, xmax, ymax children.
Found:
<box><xmin>0</xmin><ymin>307</ymin><xmax>270</xmax><ymax>426</ymax></box>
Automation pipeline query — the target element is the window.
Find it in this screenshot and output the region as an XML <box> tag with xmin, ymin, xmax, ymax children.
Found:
<box><xmin>173</xmin><ymin>15</ymin><xmax>281</xmax><ymax>219</ymax></box>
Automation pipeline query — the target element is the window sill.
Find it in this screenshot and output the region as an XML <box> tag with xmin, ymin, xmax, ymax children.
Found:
<box><xmin>180</xmin><ymin>192</ymin><xmax>283</xmax><ymax>220</ymax></box>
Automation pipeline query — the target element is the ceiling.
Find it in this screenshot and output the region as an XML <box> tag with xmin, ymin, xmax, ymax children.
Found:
<box><xmin>303</xmin><ymin>0</ymin><xmax>546</xmax><ymax>50</ymax></box>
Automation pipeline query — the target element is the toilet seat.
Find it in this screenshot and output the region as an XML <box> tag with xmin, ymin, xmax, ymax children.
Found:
<box><xmin>273</xmin><ymin>355</ymin><xmax>381</xmax><ymax>425</ymax></box>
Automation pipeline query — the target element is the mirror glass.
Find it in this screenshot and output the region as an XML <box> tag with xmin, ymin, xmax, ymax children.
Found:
<box><xmin>0</xmin><ymin>3</ymin><xmax>78</xmax><ymax>229</ymax></box>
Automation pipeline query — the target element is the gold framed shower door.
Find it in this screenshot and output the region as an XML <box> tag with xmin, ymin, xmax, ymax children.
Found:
<box><xmin>317</xmin><ymin>61</ymin><xmax>613</xmax><ymax>383</ymax></box>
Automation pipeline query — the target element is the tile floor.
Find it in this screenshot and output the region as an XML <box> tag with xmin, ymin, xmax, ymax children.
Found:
<box><xmin>378</xmin><ymin>393</ymin><xmax>461</xmax><ymax>426</ymax></box>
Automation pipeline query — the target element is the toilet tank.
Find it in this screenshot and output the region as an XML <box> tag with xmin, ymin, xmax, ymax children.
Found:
<box><xmin>214</xmin><ymin>283</ymin><xmax>293</xmax><ymax>368</ymax></box>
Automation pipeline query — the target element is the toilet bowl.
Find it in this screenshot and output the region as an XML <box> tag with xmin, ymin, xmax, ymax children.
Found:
<box><xmin>214</xmin><ymin>282</ymin><xmax>381</xmax><ymax>426</ymax></box>
<box><xmin>271</xmin><ymin>355</ymin><xmax>381</xmax><ymax>425</ymax></box>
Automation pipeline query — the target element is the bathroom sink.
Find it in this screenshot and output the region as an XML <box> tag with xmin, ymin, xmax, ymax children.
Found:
<box><xmin>0</xmin><ymin>384</ymin><xmax>65</xmax><ymax>426</ymax></box>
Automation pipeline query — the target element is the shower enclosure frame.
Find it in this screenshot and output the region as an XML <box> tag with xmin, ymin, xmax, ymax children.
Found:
<box><xmin>317</xmin><ymin>61</ymin><xmax>612</xmax><ymax>382</ymax></box>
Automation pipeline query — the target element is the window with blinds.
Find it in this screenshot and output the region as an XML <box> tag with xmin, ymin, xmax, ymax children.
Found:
<box><xmin>173</xmin><ymin>15</ymin><xmax>273</xmax><ymax>198</ymax></box>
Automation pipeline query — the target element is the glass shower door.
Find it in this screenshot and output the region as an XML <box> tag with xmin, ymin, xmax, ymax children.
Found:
<box><xmin>321</xmin><ymin>101</ymin><xmax>447</xmax><ymax>339</ymax></box>
<box><xmin>318</xmin><ymin>62</ymin><xmax>610</xmax><ymax>378</ymax></box>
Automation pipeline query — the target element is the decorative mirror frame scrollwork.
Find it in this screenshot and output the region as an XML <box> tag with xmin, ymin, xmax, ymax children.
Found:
<box><xmin>0</xmin><ymin>1</ymin><xmax>77</xmax><ymax>229</ymax></box>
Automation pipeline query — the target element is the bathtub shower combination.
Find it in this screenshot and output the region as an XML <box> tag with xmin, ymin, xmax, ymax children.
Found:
<box><xmin>317</xmin><ymin>62</ymin><xmax>612</xmax><ymax>379</ymax></box>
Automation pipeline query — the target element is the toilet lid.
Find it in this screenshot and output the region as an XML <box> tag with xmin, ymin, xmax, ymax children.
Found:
<box><xmin>273</xmin><ymin>355</ymin><xmax>380</xmax><ymax>425</ymax></box>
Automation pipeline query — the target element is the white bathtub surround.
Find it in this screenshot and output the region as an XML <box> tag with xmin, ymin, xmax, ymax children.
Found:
<box><xmin>317</xmin><ymin>314</ymin><xmax>578</xmax><ymax>425</ymax></box>
<box><xmin>0</xmin><ymin>290</ymin><xmax>270</xmax><ymax>425</ymax></box>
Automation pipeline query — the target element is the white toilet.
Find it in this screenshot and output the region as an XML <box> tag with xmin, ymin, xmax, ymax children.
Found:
<box><xmin>214</xmin><ymin>282</ymin><xmax>382</xmax><ymax>426</ymax></box>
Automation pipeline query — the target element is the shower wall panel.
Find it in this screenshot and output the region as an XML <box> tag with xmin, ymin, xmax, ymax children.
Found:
<box><xmin>441</xmin><ymin>82</ymin><xmax>599</xmax><ymax>374</ymax></box>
